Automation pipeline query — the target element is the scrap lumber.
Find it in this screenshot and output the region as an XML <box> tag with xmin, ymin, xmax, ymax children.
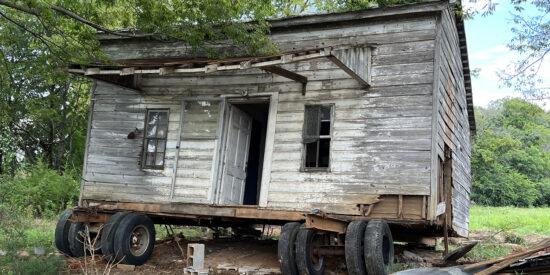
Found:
<box><xmin>464</xmin><ymin>239</ymin><xmax>550</xmax><ymax>275</ymax></box>
<box><xmin>443</xmin><ymin>241</ymin><xmax>478</xmax><ymax>263</ymax></box>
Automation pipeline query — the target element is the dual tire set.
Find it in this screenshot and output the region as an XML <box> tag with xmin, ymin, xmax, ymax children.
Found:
<box><xmin>278</xmin><ymin>219</ymin><xmax>394</xmax><ymax>275</ymax></box>
<box><xmin>54</xmin><ymin>210</ymin><xmax>156</xmax><ymax>266</ymax></box>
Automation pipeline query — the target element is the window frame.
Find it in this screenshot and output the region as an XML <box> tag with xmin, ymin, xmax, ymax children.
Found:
<box><xmin>302</xmin><ymin>104</ymin><xmax>334</xmax><ymax>172</ymax></box>
<box><xmin>142</xmin><ymin>108</ymin><xmax>170</xmax><ymax>170</ymax></box>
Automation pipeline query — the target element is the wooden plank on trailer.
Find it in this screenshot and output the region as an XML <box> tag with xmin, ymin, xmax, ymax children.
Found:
<box><xmin>234</xmin><ymin>208</ymin><xmax>305</xmax><ymax>221</ymax></box>
<box><xmin>305</xmin><ymin>214</ymin><xmax>348</xmax><ymax>234</ymax></box>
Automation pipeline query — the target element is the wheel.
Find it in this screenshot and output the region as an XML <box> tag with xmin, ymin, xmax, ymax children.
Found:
<box><xmin>345</xmin><ymin>221</ymin><xmax>368</xmax><ymax>275</ymax></box>
<box><xmin>100</xmin><ymin>212</ymin><xmax>129</xmax><ymax>262</ymax></box>
<box><xmin>364</xmin><ymin>219</ymin><xmax>394</xmax><ymax>275</ymax></box>
<box><xmin>68</xmin><ymin>222</ymin><xmax>86</xmax><ymax>257</ymax></box>
<box><xmin>113</xmin><ymin>213</ymin><xmax>156</xmax><ymax>265</ymax></box>
<box><xmin>278</xmin><ymin>222</ymin><xmax>302</xmax><ymax>275</ymax></box>
<box><xmin>54</xmin><ymin>209</ymin><xmax>74</xmax><ymax>256</ymax></box>
<box><xmin>295</xmin><ymin>228</ymin><xmax>326</xmax><ymax>275</ymax></box>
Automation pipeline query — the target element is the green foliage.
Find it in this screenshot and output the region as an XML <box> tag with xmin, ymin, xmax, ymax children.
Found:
<box><xmin>472</xmin><ymin>98</ymin><xmax>550</xmax><ymax>207</ymax></box>
<box><xmin>0</xmin><ymin>162</ymin><xmax>80</xmax><ymax>216</ymax></box>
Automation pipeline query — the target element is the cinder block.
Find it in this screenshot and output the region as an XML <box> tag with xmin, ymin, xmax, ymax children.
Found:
<box><xmin>184</xmin><ymin>267</ymin><xmax>209</xmax><ymax>275</ymax></box>
<box><xmin>187</xmin><ymin>243</ymin><xmax>205</xmax><ymax>269</ymax></box>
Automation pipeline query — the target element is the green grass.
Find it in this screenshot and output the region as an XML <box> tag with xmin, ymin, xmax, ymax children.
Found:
<box><xmin>0</xmin><ymin>212</ymin><xmax>65</xmax><ymax>275</ymax></box>
<box><xmin>469</xmin><ymin>205</ymin><xmax>550</xmax><ymax>236</ymax></box>
<box><xmin>464</xmin><ymin>243</ymin><xmax>515</xmax><ymax>261</ymax></box>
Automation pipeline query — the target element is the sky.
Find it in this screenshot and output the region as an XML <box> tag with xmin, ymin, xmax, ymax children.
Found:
<box><xmin>463</xmin><ymin>0</ymin><xmax>550</xmax><ymax>110</ymax></box>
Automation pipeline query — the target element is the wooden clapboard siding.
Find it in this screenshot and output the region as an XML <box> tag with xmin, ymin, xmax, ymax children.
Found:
<box><xmin>81</xmin><ymin>1</ymin><xmax>476</xmax><ymax>233</ymax></box>
<box><xmin>261</xmin><ymin>16</ymin><xmax>436</xmax><ymax>215</ymax></box>
<box><xmin>432</xmin><ymin>9</ymin><xmax>472</xmax><ymax>237</ymax></box>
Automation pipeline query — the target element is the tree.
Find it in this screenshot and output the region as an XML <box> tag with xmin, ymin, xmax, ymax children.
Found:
<box><xmin>472</xmin><ymin>98</ymin><xmax>550</xmax><ymax>206</ymax></box>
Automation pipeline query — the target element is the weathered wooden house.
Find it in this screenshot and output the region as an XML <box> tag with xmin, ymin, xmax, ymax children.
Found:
<box><xmin>55</xmin><ymin>1</ymin><xmax>474</xmax><ymax>274</ymax></box>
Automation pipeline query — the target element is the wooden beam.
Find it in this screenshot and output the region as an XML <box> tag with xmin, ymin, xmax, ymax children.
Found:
<box><xmin>261</xmin><ymin>66</ymin><xmax>308</xmax><ymax>95</ymax></box>
<box><xmin>88</xmin><ymin>201</ymin><xmax>306</xmax><ymax>222</ymax></box>
<box><xmin>71</xmin><ymin>210</ymin><xmax>113</xmax><ymax>223</ymax></box>
<box><xmin>305</xmin><ymin>214</ymin><xmax>347</xmax><ymax>234</ymax></box>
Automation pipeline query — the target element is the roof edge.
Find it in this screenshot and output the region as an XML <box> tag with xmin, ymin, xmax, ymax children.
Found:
<box><xmin>97</xmin><ymin>0</ymin><xmax>448</xmax><ymax>41</ymax></box>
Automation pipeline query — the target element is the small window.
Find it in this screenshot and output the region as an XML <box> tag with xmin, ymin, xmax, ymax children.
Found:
<box><xmin>303</xmin><ymin>105</ymin><xmax>332</xmax><ymax>171</ymax></box>
<box><xmin>143</xmin><ymin>109</ymin><xmax>169</xmax><ymax>169</ymax></box>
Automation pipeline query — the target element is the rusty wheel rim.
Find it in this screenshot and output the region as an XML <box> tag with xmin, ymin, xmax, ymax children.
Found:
<box><xmin>129</xmin><ymin>225</ymin><xmax>150</xmax><ymax>257</ymax></box>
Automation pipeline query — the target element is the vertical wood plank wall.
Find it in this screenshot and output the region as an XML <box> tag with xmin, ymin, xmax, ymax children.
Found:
<box><xmin>434</xmin><ymin>9</ymin><xmax>472</xmax><ymax>237</ymax></box>
<box><xmin>80</xmin><ymin>11</ymin><xmax>471</xmax><ymax>227</ymax></box>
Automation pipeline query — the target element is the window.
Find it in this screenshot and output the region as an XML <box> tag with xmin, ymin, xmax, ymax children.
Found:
<box><xmin>143</xmin><ymin>109</ymin><xmax>169</xmax><ymax>169</ymax></box>
<box><xmin>303</xmin><ymin>105</ymin><xmax>332</xmax><ymax>171</ymax></box>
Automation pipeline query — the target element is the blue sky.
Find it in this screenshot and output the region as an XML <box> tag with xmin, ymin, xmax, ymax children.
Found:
<box><xmin>463</xmin><ymin>0</ymin><xmax>549</xmax><ymax>109</ymax></box>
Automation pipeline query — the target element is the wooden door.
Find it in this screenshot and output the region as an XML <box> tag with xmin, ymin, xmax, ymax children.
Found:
<box><xmin>219</xmin><ymin>105</ymin><xmax>252</xmax><ymax>205</ymax></box>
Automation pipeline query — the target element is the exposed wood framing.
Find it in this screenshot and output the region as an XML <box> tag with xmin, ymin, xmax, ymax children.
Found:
<box><xmin>261</xmin><ymin>66</ymin><xmax>308</xmax><ymax>95</ymax></box>
<box><xmin>65</xmin><ymin>46</ymin><xmax>371</xmax><ymax>94</ymax></box>
<box><xmin>305</xmin><ymin>214</ymin><xmax>348</xmax><ymax>234</ymax></box>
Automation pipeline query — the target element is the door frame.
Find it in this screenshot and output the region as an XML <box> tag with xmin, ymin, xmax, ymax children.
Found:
<box><xmin>212</xmin><ymin>92</ymin><xmax>278</xmax><ymax>206</ymax></box>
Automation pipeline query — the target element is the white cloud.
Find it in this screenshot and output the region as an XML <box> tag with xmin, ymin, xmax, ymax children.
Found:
<box><xmin>470</xmin><ymin>44</ymin><xmax>509</xmax><ymax>60</ymax></box>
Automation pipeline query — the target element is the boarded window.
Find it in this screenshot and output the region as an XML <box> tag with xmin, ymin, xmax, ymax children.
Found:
<box><xmin>143</xmin><ymin>109</ymin><xmax>169</xmax><ymax>169</ymax></box>
<box><xmin>303</xmin><ymin>105</ymin><xmax>332</xmax><ymax>170</ymax></box>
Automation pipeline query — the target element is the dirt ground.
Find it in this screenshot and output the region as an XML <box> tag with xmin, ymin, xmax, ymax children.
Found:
<box><xmin>66</xmin><ymin>229</ymin><xmax>549</xmax><ymax>275</ymax></box>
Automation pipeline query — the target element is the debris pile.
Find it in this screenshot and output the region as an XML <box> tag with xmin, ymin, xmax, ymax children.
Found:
<box><xmin>464</xmin><ymin>238</ymin><xmax>550</xmax><ymax>274</ymax></box>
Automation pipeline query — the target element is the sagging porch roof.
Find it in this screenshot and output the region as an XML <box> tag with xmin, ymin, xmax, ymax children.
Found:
<box><xmin>63</xmin><ymin>45</ymin><xmax>372</xmax><ymax>96</ymax></box>
<box><xmin>65</xmin><ymin>0</ymin><xmax>475</xmax><ymax>134</ymax></box>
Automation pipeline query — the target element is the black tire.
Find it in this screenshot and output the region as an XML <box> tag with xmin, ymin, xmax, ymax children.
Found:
<box><xmin>100</xmin><ymin>212</ymin><xmax>129</xmax><ymax>262</ymax></box>
<box><xmin>55</xmin><ymin>209</ymin><xmax>74</xmax><ymax>256</ymax></box>
<box><xmin>345</xmin><ymin>221</ymin><xmax>368</xmax><ymax>275</ymax></box>
<box><xmin>278</xmin><ymin>222</ymin><xmax>302</xmax><ymax>275</ymax></box>
<box><xmin>68</xmin><ymin>222</ymin><xmax>86</xmax><ymax>257</ymax></box>
<box><xmin>113</xmin><ymin>213</ymin><xmax>156</xmax><ymax>265</ymax></box>
<box><xmin>296</xmin><ymin>228</ymin><xmax>325</xmax><ymax>275</ymax></box>
<box><xmin>364</xmin><ymin>219</ymin><xmax>394</xmax><ymax>275</ymax></box>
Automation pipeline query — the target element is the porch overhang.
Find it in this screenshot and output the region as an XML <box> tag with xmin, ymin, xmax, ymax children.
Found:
<box><xmin>62</xmin><ymin>45</ymin><xmax>372</xmax><ymax>95</ymax></box>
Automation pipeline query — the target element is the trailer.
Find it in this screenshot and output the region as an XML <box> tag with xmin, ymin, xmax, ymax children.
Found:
<box><xmin>55</xmin><ymin>1</ymin><xmax>475</xmax><ymax>274</ymax></box>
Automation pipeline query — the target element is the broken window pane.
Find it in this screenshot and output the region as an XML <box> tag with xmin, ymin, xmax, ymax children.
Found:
<box><xmin>318</xmin><ymin>139</ymin><xmax>330</xmax><ymax>167</ymax></box>
<box><xmin>320</xmin><ymin>121</ymin><xmax>331</xmax><ymax>136</ymax></box>
<box><xmin>304</xmin><ymin>104</ymin><xmax>332</xmax><ymax>170</ymax></box>
<box><xmin>305</xmin><ymin>142</ymin><xmax>318</xmax><ymax>168</ymax></box>
<box><xmin>143</xmin><ymin>109</ymin><xmax>169</xmax><ymax>169</ymax></box>
<box><xmin>147</xmin><ymin>140</ymin><xmax>156</xmax><ymax>152</ymax></box>
<box><xmin>303</xmin><ymin>105</ymin><xmax>320</xmax><ymax>143</ymax></box>
<box><xmin>182</xmin><ymin>100</ymin><xmax>220</xmax><ymax>137</ymax></box>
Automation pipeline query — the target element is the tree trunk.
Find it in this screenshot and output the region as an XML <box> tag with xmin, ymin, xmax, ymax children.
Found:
<box><xmin>55</xmin><ymin>84</ymin><xmax>68</xmax><ymax>172</ymax></box>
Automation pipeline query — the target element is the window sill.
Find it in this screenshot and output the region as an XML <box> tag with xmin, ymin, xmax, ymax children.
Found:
<box><xmin>302</xmin><ymin>168</ymin><xmax>331</xmax><ymax>173</ymax></box>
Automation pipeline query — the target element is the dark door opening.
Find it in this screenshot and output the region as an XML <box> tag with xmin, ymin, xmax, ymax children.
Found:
<box><xmin>223</xmin><ymin>101</ymin><xmax>269</xmax><ymax>205</ymax></box>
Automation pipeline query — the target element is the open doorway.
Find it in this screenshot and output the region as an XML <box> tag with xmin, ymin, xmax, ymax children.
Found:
<box><xmin>218</xmin><ymin>100</ymin><xmax>269</xmax><ymax>205</ymax></box>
